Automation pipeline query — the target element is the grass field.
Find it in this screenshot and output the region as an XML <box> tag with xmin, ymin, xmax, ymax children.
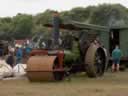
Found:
<box><xmin>1</xmin><ymin>71</ymin><xmax>128</xmax><ymax>96</ymax></box>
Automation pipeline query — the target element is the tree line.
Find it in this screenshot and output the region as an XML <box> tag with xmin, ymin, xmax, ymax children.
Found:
<box><xmin>0</xmin><ymin>4</ymin><xmax>128</xmax><ymax>40</ymax></box>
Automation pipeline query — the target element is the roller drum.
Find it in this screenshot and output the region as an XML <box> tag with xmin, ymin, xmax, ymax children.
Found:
<box><xmin>27</xmin><ymin>56</ymin><xmax>64</xmax><ymax>81</ymax></box>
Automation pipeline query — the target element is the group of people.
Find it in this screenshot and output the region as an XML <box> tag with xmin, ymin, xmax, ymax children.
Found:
<box><xmin>4</xmin><ymin>45</ymin><xmax>32</xmax><ymax>67</ymax></box>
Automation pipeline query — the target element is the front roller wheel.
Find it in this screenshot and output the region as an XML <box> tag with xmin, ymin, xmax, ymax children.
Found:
<box><xmin>85</xmin><ymin>43</ymin><xmax>107</xmax><ymax>77</ymax></box>
<box><xmin>27</xmin><ymin>56</ymin><xmax>64</xmax><ymax>81</ymax></box>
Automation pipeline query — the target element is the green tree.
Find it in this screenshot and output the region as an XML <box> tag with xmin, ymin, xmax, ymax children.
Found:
<box><xmin>89</xmin><ymin>4</ymin><xmax>128</xmax><ymax>26</ymax></box>
<box><xmin>0</xmin><ymin>17</ymin><xmax>13</xmax><ymax>40</ymax></box>
<box><xmin>12</xmin><ymin>14</ymin><xmax>33</xmax><ymax>39</ymax></box>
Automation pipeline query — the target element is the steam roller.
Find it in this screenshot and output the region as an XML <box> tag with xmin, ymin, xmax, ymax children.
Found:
<box><xmin>26</xmin><ymin>12</ymin><xmax>107</xmax><ymax>81</ymax></box>
<box><xmin>26</xmin><ymin>42</ymin><xmax>107</xmax><ymax>81</ymax></box>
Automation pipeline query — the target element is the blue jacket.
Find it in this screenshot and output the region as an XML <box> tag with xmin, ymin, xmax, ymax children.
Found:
<box><xmin>16</xmin><ymin>48</ymin><xmax>23</xmax><ymax>59</ymax></box>
<box><xmin>112</xmin><ymin>48</ymin><xmax>121</xmax><ymax>59</ymax></box>
<box><xmin>25</xmin><ymin>47</ymin><xmax>32</xmax><ymax>54</ymax></box>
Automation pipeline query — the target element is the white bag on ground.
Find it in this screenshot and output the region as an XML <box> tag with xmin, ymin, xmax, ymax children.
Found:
<box><xmin>0</xmin><ymin>60</ymin><xmax>13</xmax><ymax>78</ymax></box>
<box><xmin>12</xmin><ymin>64</ymin><xmax>27</xmax><ymax>77</ymax></box>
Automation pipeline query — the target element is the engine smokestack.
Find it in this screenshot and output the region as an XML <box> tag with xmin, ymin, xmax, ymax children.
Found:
<box><xmin>52</xmin><ymin>11</ymin><xmax>61</xmax><ymax>48</ymax></box>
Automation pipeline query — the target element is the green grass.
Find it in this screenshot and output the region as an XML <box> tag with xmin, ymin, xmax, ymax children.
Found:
<box><xmin>1</xmin><ymin>71</ymin><xmax>128</xmax><ymax>96</ymax></box>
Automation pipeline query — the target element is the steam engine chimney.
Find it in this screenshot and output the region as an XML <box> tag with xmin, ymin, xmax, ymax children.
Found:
<box><xmin>52</xmin><ymin>11</ymin><xmax>61</xmax><ymax>47</ymax></box>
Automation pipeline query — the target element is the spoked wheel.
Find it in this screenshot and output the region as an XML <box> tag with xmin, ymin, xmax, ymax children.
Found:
<box><xmin>94</xmin><ymin>48</ymin><xmax>106</xmax><ymax>76</ymax></box>
<box><xmin>85</xmin><ymin>43</ymin><xmax>106</xmax><ymax>77</ymax></box>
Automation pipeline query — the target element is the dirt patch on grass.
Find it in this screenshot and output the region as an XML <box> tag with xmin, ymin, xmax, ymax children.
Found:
<box><xmin>1</xmin><ymin>71</ymin><xmax>128</xmax><ymax>96</ymax></box>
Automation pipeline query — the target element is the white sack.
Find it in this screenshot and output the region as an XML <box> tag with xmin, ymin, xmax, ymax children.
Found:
<box><xmin>0</xmin><ymin>60</ymin><xmax>13</xmax><ymax>78</ymax></box>
<box><xmin>12</xmin><ymin>64</ymin><xmax>27</xmax><ymax>77</ymax></box>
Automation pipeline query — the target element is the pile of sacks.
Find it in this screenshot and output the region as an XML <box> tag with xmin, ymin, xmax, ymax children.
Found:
<box><xmin>0</xmin><ymin>59</ymin><xmax>27</xmax><ymax>79</ymax></box>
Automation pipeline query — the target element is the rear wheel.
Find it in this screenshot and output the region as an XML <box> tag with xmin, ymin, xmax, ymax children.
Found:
<box><xmin>85</xmin><ymin>43</ymin><xmax>106</xmax><ymax>77</ymax></box>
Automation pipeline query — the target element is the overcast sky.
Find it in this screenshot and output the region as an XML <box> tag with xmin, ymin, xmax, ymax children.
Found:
<box><xmin>0</xmin><ymin>0</ymin><xmax>128</xmax><ymax>17</ymax></box>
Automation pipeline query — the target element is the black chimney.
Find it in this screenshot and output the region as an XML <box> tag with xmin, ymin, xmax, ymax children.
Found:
<box><xmin>52</xmin><ymin>11</ymin><xmax>61</xmax><ymax>47</ymax></box>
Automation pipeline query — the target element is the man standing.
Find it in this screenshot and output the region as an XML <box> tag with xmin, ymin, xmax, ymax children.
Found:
<box><xmin>6</xmin><ymin>52</ymin><xmax>15</xmax><ymax>67</ymax></box>
<box><xmin>16</xmin><ymin>46</ymin><xmax>23</xmax><ymax>64</ymax></box>
<box><xmin>112</xmin><ymin>45</ymin><xmax>122</xmax><ymax>72</ymax></box>
<box><xmin>25</xmin><ymin>45</ymin><xmax>32</xmax><ymax>58</ymax></box>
